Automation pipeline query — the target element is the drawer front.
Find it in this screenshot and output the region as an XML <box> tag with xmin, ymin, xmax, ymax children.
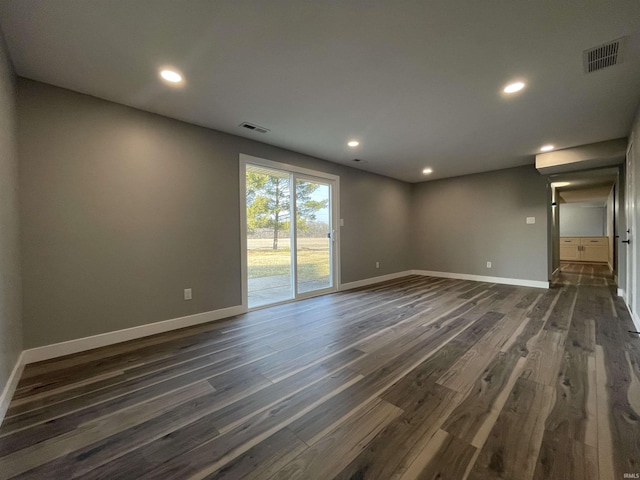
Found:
<box><xmin>560</xmin><ymin>237</ymin><xmax>580</xmax><ymax>245</ymax></box>
<box><xmin>580</xmin><ymin>237</ymin><xmax>608</xmax><ymax>246</ymax></box>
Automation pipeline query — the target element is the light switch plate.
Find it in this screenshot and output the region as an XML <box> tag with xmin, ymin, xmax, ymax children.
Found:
<box><xmin>526</xmin><ymin>217</ymin><xmax>536</xmax><ymax>224</ymax></box>
<box><xmin>184</xmin><ymin>288</ymin><xmax>192</xmax><ymax>300</ymax></box>
<box><xmin>340</xmin><ymin>219</ymin><xmax>344</xmax><ymax>226</ymax></box>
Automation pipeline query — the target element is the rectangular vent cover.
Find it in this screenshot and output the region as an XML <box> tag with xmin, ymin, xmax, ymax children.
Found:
<box><xmin>239</xmin><ymin>122</ymin><xmax>270</xmax><ymax>134</ymax></box>
<box><xmin>583</xmin><ymin>37</ymin><xmax>625</xmax><ymax>73</ymax></box>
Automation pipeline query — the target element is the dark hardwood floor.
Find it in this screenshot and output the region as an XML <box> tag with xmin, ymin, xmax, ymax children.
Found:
<box><xmin>1</xmin><ymin>268</ymin><xmax>638</xmax><ymax>479</ymax></box>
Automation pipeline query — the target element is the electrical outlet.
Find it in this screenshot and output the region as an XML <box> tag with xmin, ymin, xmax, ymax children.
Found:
<box><xmin>375</xmin><ymin>261</ymin><xmax>380</xmax><ymax>269</ymax></box>
<box><xmin>184</xmin><ymin>288</ymin><xmax>192</xmax><ymax>300</ymax></box>
<box><xmin>486</xmin><ymin>261</ymin><xmax>492</xmax><ymax>268</ymax></box>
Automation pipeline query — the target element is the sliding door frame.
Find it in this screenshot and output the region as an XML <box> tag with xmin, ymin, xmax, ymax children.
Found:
<box><xmin>239</xmin><ymin>153</ymin><xmax>341</xmax><ymax>311</ymax></box>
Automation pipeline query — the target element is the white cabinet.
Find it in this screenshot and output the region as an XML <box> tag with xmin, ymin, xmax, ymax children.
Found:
<box><xmin>560</xmin><ymin>237</ymin><xmax>608</xmax><ymax>263</ymax></box>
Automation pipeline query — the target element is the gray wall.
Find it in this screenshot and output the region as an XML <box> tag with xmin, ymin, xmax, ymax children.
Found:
<box><xmin>411</xmin><ymin>165</ymin><xmax>548</xmax><ymax>282</ymax></box>
<box><xmin>0</xmin><ymin>33</ymin><xmax>22</xmax><ymax>391</ymax></box>
<box><xmin>17</xmin><ymin>79</ymin><xmax>412</xmax><ymax>348</ymax></box>
<box><xmin>559</xmin><ymin>203</ymin><xmax>606</xmax><ymax>237</ymax></box>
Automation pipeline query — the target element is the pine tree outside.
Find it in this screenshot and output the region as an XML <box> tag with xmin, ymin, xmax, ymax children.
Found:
<box><xmin>246</xmin><ymin>165</ymin><xmax>332</xmax><ymax>306</ymax></box>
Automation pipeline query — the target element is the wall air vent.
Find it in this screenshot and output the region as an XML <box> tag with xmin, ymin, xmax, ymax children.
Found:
<box><xmin>583</xmin><ymin>37</ymin><xmax>625</xmax><ymax>73</ymax></box>
<box><xmin>239</xmin><ymin>122</ymin><xmax>270</xmax><ymax>134</ymax></box>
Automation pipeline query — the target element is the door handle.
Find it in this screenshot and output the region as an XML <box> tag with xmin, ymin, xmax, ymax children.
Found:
<box><xmin>622</xmin><ymin>240</ymin><xmax>630</xmax><ymax>244</ymax></box>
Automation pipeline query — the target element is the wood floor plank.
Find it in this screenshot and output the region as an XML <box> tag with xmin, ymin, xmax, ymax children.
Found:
<box><xmin>199</xmin><ymin>428</ymin><xmax>307</xmax><ymax>480</ymax></box>
<box><xmin>0</xmin><ymin>272</ymin><xmax>633</xmax><ymax>480</ymax></box>
<box><xmin>198</xmin><ymin>349</ymin><xmax>364</xmax><ymax>434</ymax></box>
<box><xmin>264</xmin><ymin>399</ymin><xmax>402</xmax><ymax>480</ymax></box>
<box><xmin>509</xmin><ymin>289</ymin><xmax>561</xmax><ymax>357</ymax></box>
<box><xmin>401</xmin><ymin>429</ymin><xmax>477</xmax><ymax>480</ymax></box>
<box><xmin>14</xmin><ymin>350</ymin><xmax>360</xmax><ymax>479</ymax></box>
<box><xmin>466</xmin><ymin>378</ymin><xmax>554</xmax><ymax>480</ymax></box>
<box><xmin>328</xmin><ymin>311</ymin><xmax>503</xmax><ymax>480</ymax></box>
<box><xmin>4</xmin><ymin>341</ymin><xmax>277</xmax><ymax>425</ymax></box>
<box><xmin>333</xmin><ymin>383</ymin><xmax>460</xmax><ymax>480</ymax></box>
<box><xmin>437</xmin><ymin>312</ymin><xmax>519</xmax><ymax>394</ymax></box>
<box><xmin>441</xmin><ymin>351</ymin><xmax>525</xmax><ymax>447</ymax></box>
<box><xmin>594</xmin><ymin>314</ymin><xmax>640</xmax><ymax>476</ymax></box>
<box><xmin>543</xmin><ymin>285</ymin><xmax>578</xmax><ymax>333</ymax></box>
<box><xmin>520</xmin><ymin>329</ymin><xmax>565</xmax><ymax>386</ymax></box>
<box><xmin>127</xmin><ymin>369</ymin><xmax>362</xmax><ymax>479</ymax></box>
<box><xmin>0</xmin><ymin>346</ymin><xmax>278</xmax><ymax>457</ymax></box>
<box><xmin>595</xmin><ymin>345</ymin><xmax>615</xmax><ymax>480</ymax></box>
<box><xmin>0</xmin><ymin>381</ymin><xmax>215</xmax><ymax>480</ymax></box>
<box><xmin>533</xmin><ymin>432</ymin><xmax>599</xmax><ymax>480</ymax></box>
<box><xmin>288</xmin><ymin>313</ymin><xmax>479</xmax><ymax>445</ymax></box>
<box><xmin>354</xmin><ymin>285</ymin><xmax>496</xmax><ymax>354</ymax></box>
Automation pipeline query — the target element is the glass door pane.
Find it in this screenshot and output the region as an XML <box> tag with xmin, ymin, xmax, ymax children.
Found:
<box><xmin>295</xmin><ymin>178</ymin><xmax>332</xmax><ymax>294</ymax></box>
<box><xmin>246</xmin><ymin>164</ymin><xmax>293</xmax><ymax>308</ymax></box>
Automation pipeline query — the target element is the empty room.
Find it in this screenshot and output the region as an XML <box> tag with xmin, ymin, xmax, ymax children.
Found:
<box><xmin>1</xmin><ymin>1</ymin><xmax>640</xmax><ymax>479</ymax></box>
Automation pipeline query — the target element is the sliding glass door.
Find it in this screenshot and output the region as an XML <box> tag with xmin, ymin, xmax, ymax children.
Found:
<box><xmin>295</xmin><ymin>177</ymin><xmax>333</xmax><ymax>295</ymax></box>
<box><xmin>243</xmin><ymin>156</ymin><xmax>338</xmax><ymax>309</ymax></box>
<box><xmin>245</xmin><ymin>164</ymin><xmax>294</xmax><ymax>307</ymax></box>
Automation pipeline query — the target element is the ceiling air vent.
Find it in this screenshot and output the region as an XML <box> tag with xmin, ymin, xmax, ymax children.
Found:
<box><xmin>583</xmin><ymin>37</ymin><xmax>625</xmax><ymax>73</ymax></box>
<box><xmin>239</xmin><ymin>122</ymin><xmax>270</xmax><ymax>134</ymax></box>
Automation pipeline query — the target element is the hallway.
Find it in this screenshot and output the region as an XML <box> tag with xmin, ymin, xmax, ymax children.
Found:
<box><xmin>554</xmin><ymin>262</ymin><xmax>615</xmax><ymax>287</ymax></box>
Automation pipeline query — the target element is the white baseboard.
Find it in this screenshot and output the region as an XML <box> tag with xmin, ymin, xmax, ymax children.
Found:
<box><xmin>620</xmin><ymin>298</ymin><xmax>640</xmax><ymax>332</ymax></box>
<box><xmin>22</xmin><ymin>305</ymin><xmax>245</xmax><ymax>364</ymax></box>
<box><xmin>0</xmin><ymin>352</ymin><xmax>25</xmax><ymax>426</ymax></box>
<box><xmin>339</xmin><ymin>270</ymin><xmax>414</xmax><ymax>291</ymax></box>
<box><xmin>411</xmin><ymin>270</ymin><xmax>549</xmax><ymax>289</ymax></box>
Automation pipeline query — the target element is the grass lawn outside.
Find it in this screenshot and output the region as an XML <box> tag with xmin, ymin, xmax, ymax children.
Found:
<box><xmin>247</xmin><ymin>237</ymin><xmax>330</xmax><ymax>281</ymax></box>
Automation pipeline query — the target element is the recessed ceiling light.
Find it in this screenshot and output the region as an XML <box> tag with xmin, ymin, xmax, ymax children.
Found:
<box><xmin>160</xmin><ymin>69</ymin><xmax>183</xmax><ymax>83</ymax></box>
<box><xmin>503</xmin><ymin>81</ymin><xmax>525</xmax><ymax>94</ymax></box>
<box><xmin>552</xmin><ymin>182</ymin><xmax>571</xmax><ymax>187</ymax></box>
<box><xmin>347</xmin><ymin>140</ymin><xmax>360</xmax><ymax>148</ymax></box>
<box><xmin>422</xmin><ymin>168</ymin><xmax>433</xmax><ymax>175</ymax></box>
<box><xmin>540</xmin><ymin>145</ymin><xmax>555</xmax><ymax>152</ymax></box>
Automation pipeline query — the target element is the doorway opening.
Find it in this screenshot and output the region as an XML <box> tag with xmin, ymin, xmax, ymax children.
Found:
<box><xmin>240</xmin><ymin>154</ymin><xmax>340</xmax><ymax>309</ymax></box>
<box><xmin>548</xmin><ymin>167</ymin><xmax>619</xmax><ymax>287</ymax></box>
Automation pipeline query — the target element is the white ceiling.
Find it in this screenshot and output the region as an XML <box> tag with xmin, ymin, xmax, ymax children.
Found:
<box><xmin>1</xmin><ymin>1</ymin><xmax>640</xmax><ymax>183</ymax></box>
<box><xmin>559</xmin><ymin>185</ymin><xmax>613</xmax><ymax>204</ymax></box>
<box><xmin>552</xmin><ymin>166</ymin><xmax>617</xmax><ymax>204</ymax></box>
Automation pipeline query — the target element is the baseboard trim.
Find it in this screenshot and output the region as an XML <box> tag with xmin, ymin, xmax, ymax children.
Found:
<box><xmin>22</xmin><ymin>305</ymin><xmax>246</xmax><ymax>364</ymax></box>
<box><xmin>552</xmin><ymin>267</ymin><xmax>560</xmax><ymax>276</ymax></box>
<box><xmin>339</xmin><ymin>271</ymin><xmax>414</xmax><ymax>291</ymax></box>
<box><xmin>618</xmin><ymin>288</ymin><xmax>625</xmax><ymax>297</ymax></box>
<box><xmin>412</xmin><ymin>270</ymin><xmax>549</xmax><ymax>289</ymax></box>
<box><xmin>621</xmin><ymin>298</ymin><xmax>640</xmax><ymax>332</ymax></box>
<box><xmin>0</xmin><ymin>352</ymin><xmax>25</xmax><ymax>426</ymax></box>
